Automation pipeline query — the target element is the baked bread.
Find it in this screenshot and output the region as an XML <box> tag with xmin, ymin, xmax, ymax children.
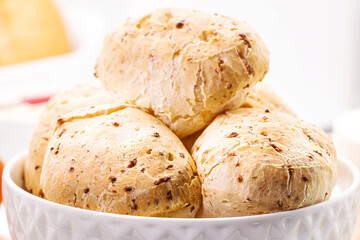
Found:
<box><xmin>182</xmin><ymin>131</ymin><xmax>203</xmax><ymax>152</ymax></box>
<box><xmin>182</xmin><ymin>82</ymin><xmax>295</xmax><ymax>151</ymax></box>
<box><xmin>41</xmin><ymin>105</ymin><xmax>201</xmax><ymax>217</ymax></box>
<box><xmin>240</xmin><ymin>82</ymin><xmax>295</xmax><ymax>115</ymax></box>
<box><xmin>24</xmin><ymin>81</ymin><xmax>114</xmax><ymax>197</ymax></box>
<box><xmin>192</xmin><ymin>108</ymin><xmax>337</xmax><ymax>217</ymax></box>
<box><xmin>95</xmin><ymin>8</ymin><xmax>269</xmax><ymax>138</ymax></box>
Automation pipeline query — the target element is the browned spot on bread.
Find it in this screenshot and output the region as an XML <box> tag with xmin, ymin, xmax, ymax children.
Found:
<box><xmin>313</xmin><ymin>150</ymin><xmax>322</xmax><ymax>156</ymax></box>
<box><xmin>260</xmin><ymin>131</ymin><xmax>268</xmax><ymax>136</ymax></box>
<box><xmin>39</xmin><ymin>191</ymin><xmax>45</xmax><ymax>198</ymax></box>
<box><xmin>288</xmin><ymin>167</ymin><xmax>294</xmax><ymax>177</ymax></box>
<box><xmin>167</xmin><ymin>153</ymin><xmax>174</xmax><ymax>161</ymax></box>
<box><xmin>53</xmin><ymin>143</ymin><xmax>61</xmax><ymax>155</ymax></box>
<box><xmin>239</xmin><ymin>33</ymin><xmax>251</xmax><ymax>48</ymax></box>
<box><xmin>154</xmin><ymin>176</ymin><xmax>171</xmax><ymax>185</ymax></box>
<box><xmin>109</xmin><ymin>176</ymin><xmax>117</xmax><ymax>183</ymax></box>
<box><xmin>176</xmin><ymin>21</ymin><xmax>184</xmax><ymax>28</ymax></box>
<box><xmin>128</xmin><ymin>158</ymin><xmax>137</xmax><ymax>168</ymax></box>
<box><xmin>303</xmin><ymin>130</ymin><xmax>314</xmax><ymax>141</ymax></box>
<box><xmin>112</xmin><ymin>122</ymin><xmax>120</xmax><ymax>127</ymax></box>
<box><xmin>243</xmin><ymin>83</ymin><xmax>250</xmax><ymax>89</ymax></box>
<box><xmin>269</xmin><ymin>142</ymin><xmax>282</xmax><ymax>153</ymax></box>
<box><xmin>237</xmin><ymin>48</ymin><xmax>255</xmax><ymax>76</ymax></box>
<box><xmin>302</xmin><ymin>175</ymin><xmax>309</xmax><ymax>182</ymax></box>
<box><xmin>227</xmin><ymin>132</ymin><xmax>238</xmax><ymax>138</ymax></box>
<box><xmin>124</xmin><ymin>186</ymin><xmax>133</xmax><ymax>192</ymax></box>
<box><xmin>167</xmin><ymin>190</ymin><xmax>172</xmax><ymax>200</ymax></box>
<box><xmin>131</xmin><ymin>200</ymin><xmax>138</xmax><ymax>211</ymax></box>
<box><xmin>57</xmin><ymin>118</ymin><xmax>65</xmax><ymax>126</ymax></box>
<box><xmin>218</xmin><ymin>57</ymin><xmax>225</xmax><ymax>71</ymax></box>
<box><xmin>57</xmin><ymin>128</ymin><xmax>66</xmax><ymax>138</ymax></box>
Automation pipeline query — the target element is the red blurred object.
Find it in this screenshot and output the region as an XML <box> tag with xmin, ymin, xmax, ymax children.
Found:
<box><xmin>23</xmin><ymin>95</ymin><xmax>52</xmax><ymax>105</ymax></box>
<box><xmin>0</xmin><ymin>94</ymin><xmax>52</xmax><ymax>109</ymax></box>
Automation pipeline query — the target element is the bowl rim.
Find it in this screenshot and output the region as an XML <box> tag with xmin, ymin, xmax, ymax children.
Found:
<box><xmin>3</xmin><ymin>151</ymin><xmax>360</xmax><ymax>223</ymax></box>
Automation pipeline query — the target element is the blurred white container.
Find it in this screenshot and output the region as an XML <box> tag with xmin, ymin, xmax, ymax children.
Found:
<box><xmin>333</xmin><ymin>108</ymin><xmax>360</xmax><ymax>169</ymax></box>
<box><xmin>333</xmin><ymin>108</ymin><xmax>360</xmax><ymax>240</ymax></box>
<box><xmin>0</xmin><ymin>3</ymin><xmax>104</xmax><ymax>162</ymax></box>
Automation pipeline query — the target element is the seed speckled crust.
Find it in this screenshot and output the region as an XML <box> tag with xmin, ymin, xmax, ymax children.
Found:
<box><xmin>192</xmin><ymin>108</ymin><xmax>337</xmax><ymax>217</ymax></box>
<box><xmin>95</xmin><ymin>8</ymin><xmax>269</xmax><ymax>138</ymax></box>
<box><xmin>41</xmin><ymin>105</ymin><xmax>201</xmax><ymax>217</ymax></box>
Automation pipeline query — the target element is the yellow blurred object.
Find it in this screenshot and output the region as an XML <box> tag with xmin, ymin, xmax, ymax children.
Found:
<box><xmin>0</xmin><ymin>0</ymin><xmax>70</xmax><ymax>66</ymax></box>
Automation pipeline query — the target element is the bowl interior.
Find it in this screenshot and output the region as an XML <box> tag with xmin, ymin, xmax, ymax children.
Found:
<box><xmin>9</xmin><ymin>154</ymin><xmax>25</xmax><ymax>191</ymax></box>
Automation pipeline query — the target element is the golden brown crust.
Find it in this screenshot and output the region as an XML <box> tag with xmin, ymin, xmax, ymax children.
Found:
<box><xmin>95</xmin><ymin>8</ymin><xmax>269</xmax><ymax>138</ymax></box>
<box><xmin>181</xmin><ymin>131</ymin><xmax>203</xmax><ymax>153</ymax></box>
<box><xmin>24</xmin><ymin>81</ymin><xmax>115</xmax><ymax>197</ymax></box>
<box><xmin>182</xmin><ymin>82</ymin><xmax>295</xmax><ymax>151</ymax></box>
<box><xmin>192</xmin><ymin>108</ymin><xmax>337</xmax><ymax>217</ymax></box>
<box><xmin>41</xmin><ymin>105</ymin><xmax>201</xmax><ymax>217</ymax></box>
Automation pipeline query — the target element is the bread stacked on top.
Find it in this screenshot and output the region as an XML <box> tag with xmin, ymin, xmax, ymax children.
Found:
<box><xmin>24</xmin><ymin>8</ymin><xmax>337</xmax><ymax>218</ymax></box>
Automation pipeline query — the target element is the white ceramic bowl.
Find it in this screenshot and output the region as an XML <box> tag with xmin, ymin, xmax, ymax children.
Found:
<box><xmin>2</xmin><ymin>152</ymin><xmax>360</xmax><ymax>240</ymax></box>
